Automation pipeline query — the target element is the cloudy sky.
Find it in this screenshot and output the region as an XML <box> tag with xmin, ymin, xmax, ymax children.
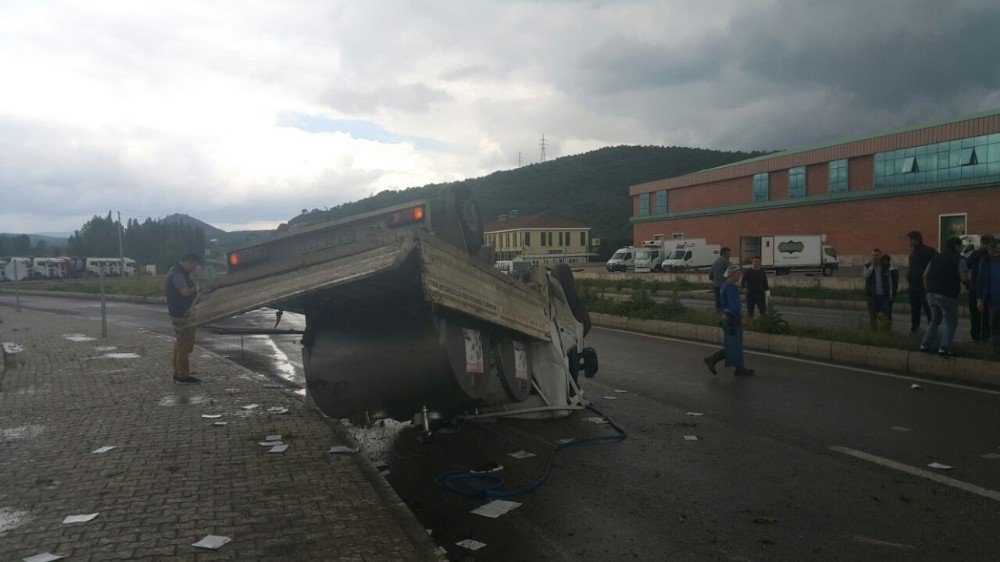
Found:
<box><xmin>2</xmin><ymin>0</ymin><xmax>998</xmax><ymax>234</ymax></box>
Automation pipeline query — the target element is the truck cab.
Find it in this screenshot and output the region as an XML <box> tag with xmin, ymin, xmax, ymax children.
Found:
<box><xmin>634</xmin><ymin>240</ymin><xmax>666</xmax><ymax>272</ymax></box>
<box><xmin>661</xmin><ymin>241</ymin><xmax>721</xmax><ymax>271</ymax></box>
<box><xmin>606</xmin><ymin>246</ymin><xmax>635</xmax><ymax>272</ymax></box>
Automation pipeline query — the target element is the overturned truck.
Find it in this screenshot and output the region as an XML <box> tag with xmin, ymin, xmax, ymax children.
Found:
<box><xmin>181</xmin><ymin>186</ymin><xmax>597</xmax><ymax>423</ymax></box>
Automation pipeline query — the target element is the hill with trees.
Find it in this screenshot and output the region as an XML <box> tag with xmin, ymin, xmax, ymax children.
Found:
<box><xmin>289</xmin><ymin>145</ymin><xmax>764</xmax><ymax>256</ymax></box>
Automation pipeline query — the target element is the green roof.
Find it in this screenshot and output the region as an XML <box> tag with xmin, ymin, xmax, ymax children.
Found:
<box><xmin>705</xmin><ymin>106</ymin><xmax>1000</xmax><ymax>172</ymax></box>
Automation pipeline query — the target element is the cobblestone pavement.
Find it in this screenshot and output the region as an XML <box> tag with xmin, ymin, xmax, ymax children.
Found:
<box><xmin>0</xmin><ymin>308</ymin><xmax>441</xmax><ymax>561</ymax></box>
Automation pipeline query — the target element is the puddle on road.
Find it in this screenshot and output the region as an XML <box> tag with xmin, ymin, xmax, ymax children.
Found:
<box><xmin>0</xmin><ymin>507</ymin><xmax>31</xmax><ymax>535</ymax></box>
<box><xmin>158</xmin><ymin>394</ymin><xmax>210</xmax><ymax>407</ymax></box>
<box><xmin>1</xmin><ymin>425</ymin><xmax>45</xmax><ymax>442</ymax></box>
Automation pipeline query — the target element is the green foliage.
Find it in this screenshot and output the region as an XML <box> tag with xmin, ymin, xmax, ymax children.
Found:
<box><xmin>68</xmin><ymin>213</ymin><xmax>205</xmax><ymax>271</ymax></box>
<box><xmin>288</xmin><ymin>145</ymin><xmax>765</xmax><ymax>258</ymax></box>
<box><xmin>0</xmin><ymin>234</ymin><xmax>60</xmax><ymax>256</ymax></box>
<box><xmin>747</xmin><ymin>306</ymin><xmax>792</xmax><ymax>334</ymax></box>
<box><xmin>4</xmin><ymin>275</ymin><xmax>166</xmax><ymax>297</ymax></box>
<box><xmin>580</xmin><ymin>287</ymin><xmax>686</xmax><ymax>320</ymax></box>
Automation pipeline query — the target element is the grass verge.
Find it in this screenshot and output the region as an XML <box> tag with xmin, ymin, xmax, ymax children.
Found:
<box><xmin>2</xmin><ymin>276</ymin><xmax>166</xmax><ymax>298</ymax></box>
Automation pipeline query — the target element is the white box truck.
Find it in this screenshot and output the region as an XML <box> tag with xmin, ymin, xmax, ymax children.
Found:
<box><xmin>634</xmin><ymin>239</ymin><xmax>667</xmax><ymax>272</ymax></box>
<box><xmin>739</xmin><ymin>235</ymin><xmax>839</xmax><ymax>276</ymax></box>
<box><xmin>660</xmin><ymin>239</ymin><xmax>721</xmax><ymax>271</ymax></box>
<box><xmin>606</xmin><ymin>246</ymin><xmax>636</xmax><ymax>272</ymax></box>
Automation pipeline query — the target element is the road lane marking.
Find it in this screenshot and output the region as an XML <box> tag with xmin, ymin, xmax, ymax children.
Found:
<box><xmin>829</xmin><ymin>445</ymin><xmax>1000</xmax><ymax>502</ymax></box>
<box><xmin>852</xmin><ymin>535</ymin><xmax>916</xmax><ymax>550</ymax></box>
<box><xmin>594</xmin><ymin>326</ymin><xmax>1000</xmax><ymax>396</ymax></box>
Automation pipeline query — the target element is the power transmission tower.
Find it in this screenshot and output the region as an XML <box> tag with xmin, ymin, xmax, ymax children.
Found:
<box><xmin>539</xmin><ymin>135</ymin><xmax>547</xmax><ymax>163</ymax></box>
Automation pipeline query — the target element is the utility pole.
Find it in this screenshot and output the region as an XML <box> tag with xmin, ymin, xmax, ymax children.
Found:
<box><xmin>517</xmin><ymin>151</ymin><xmax>522</xmax><ymax>167</ymax></box>
<box><xmin>117</xmin><ymin>211</ymin><xmax>125</xmax><ymax>277</ymax></box>
<box><xmin>539</xmin><ymin>134</ymin><xmax>547</xmax><ymax>163</ymax></box>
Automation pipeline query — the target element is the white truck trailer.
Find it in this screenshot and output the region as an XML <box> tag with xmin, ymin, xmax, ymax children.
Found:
<box><xmin>633</xmin><ymin>239</ymin><xmax>667</xmax><ymax>273</ymax></box>
<box><xmin>739</xmin><ymin>235</ymin><xmax>839</xmax><ymax>276</ymax></box>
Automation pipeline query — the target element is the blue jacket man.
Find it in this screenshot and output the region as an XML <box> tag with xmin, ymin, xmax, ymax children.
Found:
<box><xmin>703</xmin><ymin>265</ymin><xmax>754</xmax><ymax>376</ymax></box>
<box><xmin>976</xmin><ymin>241</ymin><xmax>1000</xmax><ymax>349</ymax></box>
<box><xmin>165</xmin><ymin>253</ymin><xmax>201</xmax><ymax>383</ymax></box>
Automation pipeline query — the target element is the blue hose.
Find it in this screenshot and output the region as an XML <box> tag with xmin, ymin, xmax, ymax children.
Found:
<box><xmin>435</xmin><ymin>405</ymin><xmax>627</xmax><ymax>498</ymax></box>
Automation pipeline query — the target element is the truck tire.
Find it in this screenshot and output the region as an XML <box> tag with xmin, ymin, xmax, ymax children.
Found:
<box><xmin>428</xmin><ymin>183</ymin><xmax>483</xmax><ymax>254</ymax></box>
<box><xmin>822</xmin><ymin>266</ymin><xmax>834</xmax><ymax>277</ymax></box>
<box><xmin>551</xmin><ymin>263</ymin><xmax>592</xmax><ymax>336</ymax></box>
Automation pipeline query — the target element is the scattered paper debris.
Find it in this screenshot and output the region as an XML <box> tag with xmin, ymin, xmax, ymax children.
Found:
<box><xmin>602</xmin><ymin>396</ymin><xmax>619</xmax><ymax>400</ymax></box>
<box><xmin>242</xmin><ymin>404</ymin><xmax>259</xmax><ymax>410</ymax></box>
<box><xmin>263</xmin><ymin>383</ymin><xmax>281</xmax><ymax>389</ymax></box>
<box><xmin>614</xmin><ymin>389</ymin><xmax>627</xmax><ymax>393</ymax></box>
<box><xmin>890</xmin><ymin>426</ymin><xmax>911</xmax><ymax>432</ymax></box>
<box><xmin>268</xmin><ymin>444</ymin><xmax>289</xmax><ymax>453</ymax></box>
<box><xmin>201</xmin><ymin>414</ymin><xmax>222</xmax><ymax>419</ymax></box>
<box><xmin>102</xmin><ymin>353</ymin><xmax>141</xmax><ymax>359</ymax></box>
<box><xmin>61</xmin><ymin>513</ymin><xmax>99</xmax><ymax>524</ymax></box>
<box><xmin>683</xmin><ymin>435</ymin><xmax>699</xmax><ymax>441</ymax></box>
<box><xmin>259</xmin><ymin>441</ymin><xmax>284</xmax><ymax>446</ymax></box>
<box><xmin>911</xmin><ymin>384</ymin><xmax>924</xmax><ymax>390</ymax></box>
<box><xmin>2</xmin><ymin>342</ymin><xmax>24</xmax><ymax>355</ymax></box>
<box><xmin>927</xmin><ymin>462</ymin><xmax>952</xmax><ymax>470</ymax></box>
<box><xmin>555</xmin><ymin>438</ymin><xmax>575</xmax><ymax>445</ymax></box>
<box><xmin>225</xmin><ymin>388</ymin><xmax>239</xmax><ymax>392</ymax></box>
<box><xmin>686</xmin><ymin>412</ymin><xmax>704</xmax><ymax>416</ymax></box>
<box><xmin>91</xmin><ymin>446</ymin><xmax>116</xmax><ymax>454</ymax></box>
<box><xmin>93</xmin><ymin>346</ymin><xmax>117</xmax><ymax>352</ymax></box>
<box><xmin>192</xmin><ymin>535</ymin><xmax>232</xmax><ymax>550</ymax></box>
<box><xmin>979</xmin><ymin>453</ymin><xmax>1000</xmax><ymax>460</ymax></box>
<box><xmin>267</xmin><ymin>407</ymin><xmax>289</xmax><ymax>414</ymax></box>
<box><xmin>63</xmin><ymin>334</ymin><xmax>96</xmax><ymax>342</ymax></box>
<box><xmin>585</xmin><ymin>416</ymin><xmax>606</xmax><ymax>424</ymax></box>
<box><xmin>434</xmin><ymin>546</ymin><xmax>448</xmax><ymax>556</ymax></box>
<box><xmin>471</xmin><ymin>499</ymin><xmax>521</xmax><ymax>518</ymax></box>
<box><xmin>23</xmin><ymin>553</ymin><xmax>64</xmax><ymax>562</ymax></box>
<box><xmin>329</xmin><ymin>445</ymin><xmax>359</xmax><ymax>454</ymax></box>
<box><xmin>379</xmin><ymin>469</ymin><xmax>391</xmax><ymax>476</ymax></box>
<box><xmin>508</xmin><ymin>450</ymin><xmax>536</xmax><ymax>459</ymax></box>
<box><xmin>213</xmin><ymin>422</ymin><xmax>228</xmax><ymax>426</ymax></box>
<box><xmin>265</xmin><ymin>434</ymin><xmax>282</xmax><ymax>442</ymax></box>
<box><xmin>456</xmin><ymin>539</ymin><xmax>487</xmax><ymax>551</ymax></box>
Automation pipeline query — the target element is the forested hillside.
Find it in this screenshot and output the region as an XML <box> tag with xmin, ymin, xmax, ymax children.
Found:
<box><xmin>290</xmin><ymin>145</ymin><xmax>764</xmax><ymax>256</ymax></box>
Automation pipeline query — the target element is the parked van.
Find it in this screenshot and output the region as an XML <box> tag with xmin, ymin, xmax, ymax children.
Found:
<box><xmin>494</xmin><ymin>259</ymin><xmax>533</xmax><ymax>276</ymax></box>
<box><xmin>606</xmin><ymin>246</ymin><xmax>635</xmax><ymax>272</ymax></box>
<box><xmin>634</xmin><ymin>240</ymin><xmax>666</xmax><ymax>272</ymax></box>
<box><xmin>660</xmin><ymin>240</ymin><xmax>721</xmax><ymax>271</ymax></box>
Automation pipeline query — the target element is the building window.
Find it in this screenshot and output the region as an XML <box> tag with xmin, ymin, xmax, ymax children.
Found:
<box><xmin>901</xmin><ymin>156</ymin><xmax>918</xmax><ymax>173</ymax></box>
<box><xmin>564</xmin><ymin>232</ymin><xmax>569</xmax><ymax>246</ymax></box>
<box><xmin>873</xmin><ymin>133</ymin><xmax>1000</xmax><ymax>189</ymax></box>
<box><xmin>638</xmin><ymin>193</ymin><xmax>650</xmax><ymax>216</ymax></box>
<box><xmin>752</xmin><ymin>173</ymin><xmax>769</xmax><ymax>203</ymax></box>
<box><xmin>655</xmin><ymin>190</ymin><xmax>667</xmax><ymax>214</ymax></box>
<box><xmin>959</xmin><ymin>147</ymin><xmax>978</xmax><ymax>166</ymax></box>
<box><xmin>828</xmin><ymin>159</ymin><xmax>848</xmax><ymax>193</ymax></box>
<box><xmin>524</xmin><ymin>232</ymin><xmax>531</xmax><ymax>246</ymax></box>
<box><xmin>579</xmin><ymin>232</ymin><xmax>586</xmax><ymax>246</ymax></box>
<box><xmin>788</xmin><ymin>167</ymin><xmax>806</xmax><ymax>198</ymax></box>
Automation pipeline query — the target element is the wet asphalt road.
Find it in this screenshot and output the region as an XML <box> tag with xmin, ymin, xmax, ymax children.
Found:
<box><xmin>2</xmin><ymin>294</ymin><xmax>999</xmax><ymax>560</ymax></box>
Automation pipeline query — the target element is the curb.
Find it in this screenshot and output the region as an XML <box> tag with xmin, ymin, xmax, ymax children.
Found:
<box><xmin>0</xmin><ymin>288</ymin><xmax>167</xmax><ymax>305</ymax></box>
<box><xmin>591</xmin><ymin>313</ymin><xmax>1000</xmax><ymax>388</ymax></box>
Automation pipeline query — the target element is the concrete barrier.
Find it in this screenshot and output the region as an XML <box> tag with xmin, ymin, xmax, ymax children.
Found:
<box><xmin>589</xmin><ymin>313</ymin><xmax>999</xmax><ymax>388</ymax></box>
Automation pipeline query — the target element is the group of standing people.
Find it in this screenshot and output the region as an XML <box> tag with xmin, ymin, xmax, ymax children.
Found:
<box><xmin>907</xmin><ymin>231</ymin><xmax>999</xmax><ymax>356</ymax></box>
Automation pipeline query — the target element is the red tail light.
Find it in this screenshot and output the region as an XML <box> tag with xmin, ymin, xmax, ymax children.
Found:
<box><xmin>387</xmin><ymin>205</ymin><xmax>426</xmax><ymax>227</ymax></box>
<box><xmin>228</xmin><ymin>252</ymin><xmax>240</xmax><ymax>267</ymax></box>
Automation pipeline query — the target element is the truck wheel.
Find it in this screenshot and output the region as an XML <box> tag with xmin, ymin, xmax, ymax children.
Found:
<box><xmin>428</xmin><ymin>183</ymin><xmax>483</xmax><ymax>254</ymax></box>
<box><xmin>822</xmin><ymin>266</ymin><xmax>834</xmax><ymax>277</ymax></box>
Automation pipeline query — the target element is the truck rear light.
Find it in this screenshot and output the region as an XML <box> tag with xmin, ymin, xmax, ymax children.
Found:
<box><xmin>227</xmin><ymin>246</ymin><xmax>267</xmax><ymax>269</ymax></box>
<box><xmin>386</xmin><ymin>205</ymin><xmax>425</xmax><ymax>228</ymax></box>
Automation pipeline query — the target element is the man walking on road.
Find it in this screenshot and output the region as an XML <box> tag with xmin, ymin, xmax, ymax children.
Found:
<box><xmin>906</xmin><ymin>231</ymin><xmax>937</xmax><ymax>334</ymax></box>
<box><xmin>967</xmin><ymin>234</ymin><xmax>995</xmax><ymax>342</ymax></box>
<box><xmin>710</xmin><ymin>247</ymin><xmax>732</xmax><ymax>313</ymax></box>
<box><xmin>920</xmin><ymin>237</ymin><xmax>970</xmax><ymax>356</ymax></box>
<box><xmin>704</xmin><ymin>265</ymin><xmax>754</xmax><ymax>376</ymax></box>
<box><xmin>165</xmin><ymin>253</ymin><xmax>201</xmax><ymax>383</ymax></box>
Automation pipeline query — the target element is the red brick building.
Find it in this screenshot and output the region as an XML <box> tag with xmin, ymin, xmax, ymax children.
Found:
<box><xmin>630</xmin><ymin>109</ymin><xmax>1000</xmax><ymax>264</ymax></box>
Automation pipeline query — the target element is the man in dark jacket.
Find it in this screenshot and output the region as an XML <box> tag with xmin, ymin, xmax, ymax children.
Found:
<box><xmin>967</xmin><ymin>234</ymin><xmax>995</xmax><ymax>342</ymax></box>
<box><xmin>741</xmin><ymin>256</ymin><xmax>769</xmax><ymax>318</ymax></box>
<box><xmin>906</xmin><ymin>231</ymin><xmax>937</xmax><ymax>334</ymax></box>
<box><xmin>165</xmin><ymin>253</ymin><xmax>201</xmax><ymax>383</ymax></box>
<box><xmin>863</xmin><ymin>249</ymin><xmax>898</xmax><ymax>329</ymax></box>
<box><xmin>920</xmin><ymin>237</ymin><xmax>970</xmax><ymax>356</ymax></box>
<box><xmin>703</xmin><ymin>265</ymin><xmax>754</xmax><ymax>376</ymax></box>
<box><xmin>976</xmin><ymin>240</ymin><xmax>1000</xmax><ymax>353</ymax></box>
